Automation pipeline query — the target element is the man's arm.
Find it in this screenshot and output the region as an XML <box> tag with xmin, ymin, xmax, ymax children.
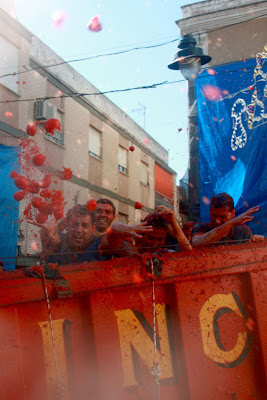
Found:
<box><xmin>99</xmin><ymin>222</ymin><xmax>153</xmax><ymax>254</ymax></box>
<box><xmin>192</xmin><ymin>206</ymin><xmax>259</xmax><ymax>247</ymax></box>
<box><xmin>156</xmin><ymin>206</ymin><xmax>192</xmax><ymax>251</ymax></box>
<box><xmin>28</xmin><ymin>216</ymin><xmax>61</xmax><ymax>254</ymax></box>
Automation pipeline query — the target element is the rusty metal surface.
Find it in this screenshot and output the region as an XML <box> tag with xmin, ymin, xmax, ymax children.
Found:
<box><xmin>0</xmin><ymin>241</ymin><xmax>266</xmax><ymax>400</ymax></box>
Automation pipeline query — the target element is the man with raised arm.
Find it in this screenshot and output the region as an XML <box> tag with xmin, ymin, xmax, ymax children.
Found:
<box><xmin>192</xmin><ymin>193</ymin><xmax>264</xmax><ymax>248</ymax></box>
<box><xmin>109</xmin><ymin>205</ymin><xmax>192</xmax><ymax>256</ymax></box>
<box><xmin>31</xmin><ymin>204</ymin><xmax>152</xmax><ymax>265</ymax></box>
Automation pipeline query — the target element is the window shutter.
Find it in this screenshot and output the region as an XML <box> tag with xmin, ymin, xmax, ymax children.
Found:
<box><xmin>0</xmin><ymin>36</ymin><xmax>19</xmax><ymax>93</ymax></box>
<box><xmin>141</xmin><ymin>162</ymin><xmax>149</xmax><ymax>185</ymax></box>
<box><xmin>154</xmin><ymin>164</ymin><xmax>173</xmax><ymax>199</ymax></box>
<box><xmin>118</xmin><ymin>146</ymin><xmax>127</xmax><ymax>169</ymax></box>
<box><xmin>89</xmin><ymin>128</ymin><xmax>101</xmax><ymax>158</ymax></box>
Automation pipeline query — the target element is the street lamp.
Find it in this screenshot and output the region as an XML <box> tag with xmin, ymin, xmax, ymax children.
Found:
<box><xmin>168</xmin><ymin>34</ymin><xmax>211</xmax><ymax>79</ymax></box>
<box><xmin>168</xmin><ymin>34</ymin><xmax>211</xmax><ymax>221</ymax></box>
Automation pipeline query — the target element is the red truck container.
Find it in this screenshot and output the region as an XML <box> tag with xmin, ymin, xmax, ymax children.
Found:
<box><xmin>0</xmin><ymin>241</ymin><xmax>266</xmax><ymax>400</ymax></box>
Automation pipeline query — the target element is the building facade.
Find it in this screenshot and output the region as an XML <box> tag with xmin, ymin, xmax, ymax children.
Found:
<box><xmin>0</xmin><ymin>6</ymin><xmax>177</xmax><ymax>264</ymax></box>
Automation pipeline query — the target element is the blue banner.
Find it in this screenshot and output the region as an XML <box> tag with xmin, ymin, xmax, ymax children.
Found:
<box><xmin>195</xmin><ymin>55</ymin><xmax>267</xmax><ymax>236</ymax></box>
<box><xmin>0</xmin><ymin>144</ymin><xmax>20</xmax><ymax>270</ymax></box>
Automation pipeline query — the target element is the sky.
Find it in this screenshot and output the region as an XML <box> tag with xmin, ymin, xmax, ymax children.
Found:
<box><xmin>13</xmin><ymin>0</ymin><xmax>203</xmax><ymax>182</ymax></box>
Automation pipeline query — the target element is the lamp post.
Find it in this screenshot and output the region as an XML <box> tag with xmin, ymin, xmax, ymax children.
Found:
<box><xmin>168</xmin><ymin>34</ymin><xmax>211</xmax><ymax>221</ymax></box>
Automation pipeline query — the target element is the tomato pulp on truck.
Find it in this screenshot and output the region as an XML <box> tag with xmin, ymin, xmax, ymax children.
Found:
<box><xmin>0</xmin><ymin>241</ymin><xmax>266</xmax><ymax>400</ymax></box>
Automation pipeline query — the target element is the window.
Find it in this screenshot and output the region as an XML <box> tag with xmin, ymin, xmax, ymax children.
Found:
<box><xmin>141</xmin><ymin>161</ymin><xmax>149</xmax><ymax>186</ymax></box>
<box><xmin>89</xmin><ymin>127</ymin><xmax>101</xmax><ymax>159</ymax></box>
<box><xmin>118</xmin><ymin>213</ymin><xmax>128</xmax><ymax>224</ymax></box>
<box><xmin>118</xmin><ymin>146</ymin><xmax>128</xmax><ymax>174</ymax></box>
<box><xmin>45</xmin><ymin>109</ymin><xmax>64</xmax><ymax>146</ymax></box>
<box><xmin>154</xmin><ymin>164</ymin><xmax>173</xmax><ymax>199</ymax></box>
<box><xmin>0</xmin><ymin>36</ymin><xmax>19</xmax><ymax>94</ymax></box>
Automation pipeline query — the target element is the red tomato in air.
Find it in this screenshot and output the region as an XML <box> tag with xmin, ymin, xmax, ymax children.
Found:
<box><xmin>32</xmin><ymin>153</ymin><xmax>46</xmax><ymax>166</ymax></box>
<box><xmin>35</xmin><ymin>212</ymin><xmax>48</xmax><ymax>224</ymax></box>
<box><xmin>28</xmin><ymin>181</ymin><xmax>40</xmax><ymax>194</ymax></box>
<box><xmin>13</xmin><ymin>191</ymin><xmax>25</xmax><ymax>201</ymax></box>
<box><xmin>59</xmin><ymin>167</ymin><xmax>72</xmax><ymax>180</ymax></box>
<box><xmin>39</xmin><ymin>202</ymin><xmax>52</xmax><ymax>215</ymax></box>
<box><xmin>39</xmin><ymin>174</ymin><xmax>51</xmax><ymax>188</ymax></box>
<box><xmin>135</xmin><ymin>202</ymin><xmax>143</xmax><ymax>209</ymax></box>
<box><xmin>32</xmin><ymin>197</ymin><xmax>43</xmax><ymax>210</ymax></box>
<box><xmin>10</xmin><ymin>170</ymin><xmax>20</xmax><ymax>179</ymax></box>
<box><xmin>129</xmin><ymin>145</ymin><xmax>135</xmax><ymax>152</ymax></box>
<box><xmin>15</xmin><ymin>176</ymin><xmax>29</xmax><ymax>190</ymax></box>
<box><xmin>53</xmin><ymin>208</ymin><xmax>64</xmax><ymax>220</ymax></box>
<box><xmin>44</xmin><ymin>118</ymin><xmax>61</xmax><ymax>135</ymax></box>
<box><xmin>40</xmin><ymin>189</ymin><xmax>52</xmax><ymax>198</ymax></box>
<box><xmin>26</xmin><ymin>123</ymin><xmax>36</xmax><ymax>137</ymax></box>
<box><xmin>87</xmin><ymin>15</ymin><xmax>102</xmax><ymax>32</ymax></box>
<box><xmin>86</xmin><ymin>199</ymin><xmax>97</xmax><ymax>211</ymax></box>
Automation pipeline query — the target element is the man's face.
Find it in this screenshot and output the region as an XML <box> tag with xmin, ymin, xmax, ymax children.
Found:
<box><xmin>95</xmin><ymin>203</ymin><xmax>115</xmax><ymax>233</ymax></box>
<box><xmin>210</xmin><ymin>206</ymin><xmax>235</xmax><ymax>228</ymax></box>
<box><xmin>67</xmin><ymin>215</ymin><xmax>95</xmax><ymax>250</ymax></box>
<box><xmin>138</xmin><ymin>227</ymin><xmax>167</xmax><ymax>253</ymax></box>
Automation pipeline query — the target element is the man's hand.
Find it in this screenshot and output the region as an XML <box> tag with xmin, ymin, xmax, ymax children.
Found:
<box><xmin>155</xmin><ymin>205</ymin><xmax>176</xmax><ymax>224</ymax></box>
<box><xmin>156</xmin><ymin>205</ymin><xmax>192</xmax><ymax>251</ymax></box>
<box><xmin>28</xmin><ymin>216</ymin><xmax>61</xmax><ymax>253</ymax></box>
<box><xmin>251</xmin><ymin>234</ymin><xmax>265</xmax><ymax>242</ymax></box>
<box><xmin>231</xmin><ymin>206</ymin><xmax>259</xmax><ymax>227</ymax></box>
<box><xmin>108</xmin><ymin>222</ymin><xmax>153</xmax><ymax>245</ymax></box>
<box><xmin>28</xmin><ymin>215</ymin><xmax>58</xmax><ymax>232</ymax></box>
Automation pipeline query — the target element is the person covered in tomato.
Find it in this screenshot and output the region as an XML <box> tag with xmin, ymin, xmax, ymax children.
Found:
<box><xmin>182</xmin><ymin>221</ymin><xmax>196</xmax><ymax>243</ymax></box>
<box><xmin>94</xmin><ymin>199</ymin><xmax>116</xmax><ymax>236</ymax></box>
<box><xmin>34</xmin><ymin>204</ymin><xmax>152</xmax><ymax>265</ymax></box>
<box><xmin>191</xmin><ymin>193</ymin><xmax>264</xmax><ymax>247</ymax></box>
<box><xmin>114</xmin><ymin>205</ymin><xmax>192</xmax><ymax>256</ymax></box>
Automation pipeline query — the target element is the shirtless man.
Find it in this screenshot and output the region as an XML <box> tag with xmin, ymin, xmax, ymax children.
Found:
<box><xmin>192</xmin><ymin>193</ymin><xmax>264</xmax><ymax>247</ymax></box>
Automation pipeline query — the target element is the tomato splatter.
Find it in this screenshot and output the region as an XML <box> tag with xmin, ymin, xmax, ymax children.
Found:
<box><xmin>24</xmin><ymin>203</ymin><xmax>32</xmax><ymax>218</ymax></box>
<box><xmin>87</xmin><ymin>15</ymin><xmax>102</xmax><ymax>32</ymax></box>
<box><xmin>32</xmin><ymin>153</ymin><xmax>46</xmax><ymax>166</ymax></box>
<box><xmin>202</xmin><ymin>196</ymin><xmax>210</xmax><ymax>205</ymax></box>
<box><xmin>202</xmin><ymin>84</ymin><xmax>222</xmax><ymax>102</ymax></box>
<box><xmin>13</xmin><ymin>191</ymin><xmax>25</xmax><ymax>201</ymax></box>
<box><xmin>32</xmin><ymin>197</ymin><xmax>43</xmax><ymax>210</ymax></box>
<box><xmin>35</xmin><ymin>213</ymin><xmax>49</xmax><ymax>224</ymax></box>
<box><xmin>39</xmin><ymin>174</ymin><xmax>51</xmax><ymax>188</ymax></box>
<box><xmin>40</xmin><ymin>189</ymin><xmax>52</xmax><ymax>199</ymax></box>
<box><xmin>52</xmin><ymin>9</ymin><xmax>67</xmax><ymax>28</ymax></box>
<box><xmin>26</xmin><ymin>123</ymin><xmax>36</xmax><ymax>137</ymax></box>
<box><xmin>53</xmin><ymin>208</ymin><xmax>64</xmax><ymax>220</ymax></box>
<box><xmin>86</xmin><ymin>199</ymin><xmax>97</xmax><ymax>211</ymax></box>
<box><xmin>38</xmin><ymin>202</ymin><xmax>52</xmax><ymax>215</ymax></box>
<box><xmin>15</xmin><ymin>176</ymin><xmax>29</xmax><ymax>190</ymax></box>
<box><xmin>59</xmin><ymin>167</ymin><xmax>72</xmax><ymax>180</ymax></box>
<box><xmin>44</xmin><ymin>118</ymin><xmax>61</xmax><ymax>135</ymax></box>
<box><xmin>135</xmin><ymin>202</ymin><xmax>143</xmax><ymax>209</ymax></box>
<box><xmin>28</xmin><ymin>181</ymin><xmax>40</xmax><ymax>194</ymax></box>
<box><xmin>10</xmin><ymin>170</ymin><xmax>20</xmax><ymax>179</ymax></box>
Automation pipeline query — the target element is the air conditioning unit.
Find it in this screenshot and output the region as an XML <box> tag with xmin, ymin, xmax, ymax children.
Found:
<box><xmin>34</xmin><ymin>100</ymin><xmax>57</xmax><ymax>121</ymax></box>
